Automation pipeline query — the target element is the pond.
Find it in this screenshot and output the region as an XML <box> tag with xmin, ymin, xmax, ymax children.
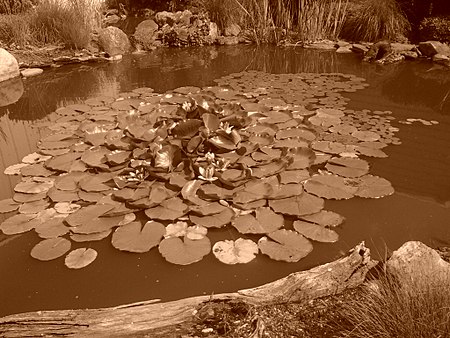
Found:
<box><xmin>0</xmin><ymin>45</ymin><xmax>449</xmax><ymax>317</ymax></box>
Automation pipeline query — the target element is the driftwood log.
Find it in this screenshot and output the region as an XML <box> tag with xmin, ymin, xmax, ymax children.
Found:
<box><xmin>0</xmin><ymin>242</ymin><xmax>376</xmax><ymax>337</ymax></box>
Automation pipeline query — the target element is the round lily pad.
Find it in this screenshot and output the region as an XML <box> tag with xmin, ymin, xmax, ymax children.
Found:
<box><xmin>213</xmin><ymin>238</ymin><xmax>258</xmax><ymax>264</ymax></box>
<box><xmin>112</xmin><ymin>221</ymin><xmax>165</xmax><ymax>253</ymax></box>
<box><xmin>65</xmin><ymin>248</ymin><xmax>98</xmax><ymax>269</ymax></box>
<box><xmin>30</xmin><ymin>237</ymin><xmax>71</xmax><ymax>261</ymax></box>
<box><xmin>158</xmin><ymin>236</ymin><xmax>211</xmax><ymax>265</ymax></box>
<box><xmin>258</xmin><ymin>229</ymin><xmax>313</xmax><ymax>262</ymax></box>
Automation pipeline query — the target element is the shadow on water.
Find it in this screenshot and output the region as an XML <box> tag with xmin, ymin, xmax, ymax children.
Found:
<box><xmin>0</xmin><ymin>45</ymin><xmax>449</xmax><ymax>317</ymax></box>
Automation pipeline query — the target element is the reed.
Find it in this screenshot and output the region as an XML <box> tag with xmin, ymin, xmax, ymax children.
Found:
<box><xmin>338</xmin><ymin>272</ymin><xmax>450</xmax><ymax>338</ymax></box>
<box><xmin>341</xmin><ymin>0</ymin><xmax>410</xmax><ymax>42</ymax></box>
<box><xmin>0</xmin><ymin>13</ymin><xmax>35</xmax><ymax>46</ymax></box>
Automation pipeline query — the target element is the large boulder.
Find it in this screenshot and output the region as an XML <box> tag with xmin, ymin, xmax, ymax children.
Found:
<box><xmin>0</xmin><ymin>76</ymin><xmax>23</xmax><ymax>107</ymax></box>
<box><xmin>224</xmin><ymin>23</ymin><xmax>241</xmax><ymax>37</ymax></box>
<box><xmin>133</xmin><ymin>19</ymin><xmax>159</xmax><ymax>50</ymax></box>
<box><xmin>418</xmin><ymin>41</ymin><xmax>450</xmax><ymax>57</ymax></box>
<box><xmin>98</xmin><ymin>26</ymin><xmax>130</xmax><ymax>56</ymax></box>
<box><xmin>0</xmin><ymin>48</ymin><xmax>20</xmax><ymax>83</ymax></box>
<box><xmin>386</xmin><ymin>241</ymin><xmax>450</xmax><ymax>286</ymax></box>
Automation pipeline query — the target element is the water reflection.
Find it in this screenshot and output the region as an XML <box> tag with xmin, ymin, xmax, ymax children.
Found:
<box><xmin>0</xmin><ymin>77</ymin><xmax>23</xmax><ymax>108</ymax></box>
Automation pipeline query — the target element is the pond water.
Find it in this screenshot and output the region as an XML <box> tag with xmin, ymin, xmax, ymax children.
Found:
<box><xmin>0</xmin><ymin>45</ymin><xmax>449</xmax><ymax>317</ymax></box>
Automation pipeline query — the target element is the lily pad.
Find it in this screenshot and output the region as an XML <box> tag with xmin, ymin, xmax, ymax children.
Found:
<box><xmin>145</xmin><ymin>197</ymin><xmax>188</xmax><ymax>220</ymax></box>
<box><xmin>300</xmin><ymin>210</ymin><xmax>345</xmax><ymax>228</ymax></box>
<box><xmin>325</xmin><ymin>157</ymin><xmax>370</xmax><ymax>178</ymax></box>
<box><xmin>232</xmin><ymin>207</ymin><xmax>284</xmax><ymax>234</ymax></box>
<box><xmin>0</xmin><ymin>198</ymin><xmax>20</xmax><ymax>213</ymax></box>
<box><xmin>353</xmin><ymin>175</ymin><xmax>395</xmax><ymax>198</ymax></box>
<box><xmin>190</xmin><ymin>207</ymin><xmax>235</xmax><ymax>228</ymax></box>
<box><xmin>0</xmin><ymin>214</ymin><xmax>39</xmax><ymax>234</ymax></box>
<box><xmin>212</xmin><ymin>238</ymin><xmax>259</xmax><ymax>264</ymax></box>
<box><xmin>35</xmin><ymin>216</ymin><xmax>70</xmax><ymax>239</ymax></box>
<box><xmin>293</xmin><ymin>220</ymin><xmax>339</xmax><ymax>243</ymax></box>
<box><xmin>158</xmin><ymin>236</ymin><xmax>211</xmax><ymax>265</ymax></box>
<box><xmin>258</xmin><ymin>229</ymin><xmax>313</xmax><ymax>262</ymax></box>
<box><xmin>112</xmin><ymin>221</ymin><xmax>165</xmax><ymax>253</ymax></box>
<box><xmin>65</xmin><ymin>248</ymin><xmax>98</xmax><ymax>269</ymax></box>
<box><xmin>30</xmin><ymin>237</ymin><xmax>71</xmax><ymax>261</ymax></box>
<box><xmin>14</xmin><ymin>178</ymin><xmax>54</xmax><ymax>194</ymax></box>
<box><xmin>65</xmin><ymin>204</ymin><xmax>115</xmax><ymax>227</ymax></box>
<box><xmin>268</xmin><ymin>193</ymin><xmax>324</xmax><ymax>216</ymax></box>
<box><xmin>70</xmin><ymin>230</ymin><xmax>112</xmax><ymax>242</ymax></box>
<box><xmin>304</xmin><ymin>174</ymin><xmax>358</xmax><ymax>200</ymax></box>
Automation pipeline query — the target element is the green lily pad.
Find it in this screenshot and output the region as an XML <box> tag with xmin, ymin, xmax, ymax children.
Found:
<box><xmin>325</xmin><ymin>157</ymin><xmax>370</xmax><ymax>178</ymax></box>
<box><xmin>304</xmin><ymin>173</ymin><xmax>358</xmax><ymax>200</ymax></box>
<box><xmin>268</xmin><ymin>193</ymin><xmax>324</xmax><ymax>216</ymax></box>
<box><xmin>300</xmin><ymin>210</ymin><xmax>345</xmax><ymax>228</ymax></box>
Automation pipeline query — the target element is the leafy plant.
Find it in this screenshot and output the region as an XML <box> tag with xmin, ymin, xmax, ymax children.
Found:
<box><xmin>419</xmin><ymin>15</ymin><xmax>450</xmax><ymax>43</ymax></box>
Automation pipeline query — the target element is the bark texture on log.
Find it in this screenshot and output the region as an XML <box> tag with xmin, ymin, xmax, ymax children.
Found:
<box><xmin>0</xmin><ymin>242</ymin><xmax>375</xmax><ymax>338</ymax></box>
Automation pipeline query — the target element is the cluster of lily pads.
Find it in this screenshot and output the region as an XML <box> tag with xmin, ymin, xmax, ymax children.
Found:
<box><xmin>0</xmin><ymin>71</ymin><xmax>398</xmax><ymax>269</ymax></box>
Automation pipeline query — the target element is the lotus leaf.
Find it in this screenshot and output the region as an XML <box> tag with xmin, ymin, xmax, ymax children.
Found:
<box><xmin>30</xmin><ymin>237</ymin><xmax>71</xmax><ymax>261</ymax></box>
<box><xmin>287</xmin><ymin>148</ymin><xmax>315</xmax><ymax>170</ymax></box>
<box><xmin>181</xmin><ymin>180</ymin><xmax>205</xmax><ymax>205</ymax></box>
<box><xmin>325</xmin><ymin>157</ymin><xmax>370</xmax><ymax>178</ymax></box>
<box><xmin>70</xmin><ymin>230</ymin><xmax>112</xmax><ymax>242</ymax></box>
<box><xmin>258</xmin><ymin>229</ymin><xmax>313</xmax><ymax>262</ymax></box>
<box><xmin>65</xmin><ymin>204</ymin><xmax>115</xmax><ymax>227</ymax></box>
<box><xmin>54</xmin><ymin>172</ymin><xmax>87</xmax><ymax>191</ymax></box>
<box><xmin>278</xmin><ymin>170</ymin><xmax>310</xmax><ymax>184</ymax></box>
<box><xmin>54</xmin><ymin>202</ymin><xmax>81</xmax><ymax>214</ymax></box>
<box><xmin>71</xmin><ymin>215</ymin><xmax>124</xmax><ymax>234</ymax></box>
<box><xmin>4</xmin><ymin>163</ymin><xmax>29</xmax><ymax>175</ymax></box>
<box><xmin>232</xmin><ymin>207</ymin><xmax>283</xmax><ymax>234</ymax></box>
<box><xmin>268</xmin><ymin>193</ymin><xmax>324</xmax><ymax>216</ymax></box>
<box><xmin>145</xmin><ymin>197</ymin><xmax>188</xmax><ymax>220</ymax></box>
<box><xmin>190</xmin><ymin>207</ymin><xmax>234</xmax><ymax>228</ymax></box>
<box><xmin>0</xmin><ymin>198</ymin><xmax>20</xmax><ymax>213</ymax></box>
<box><xmin>186</xmin><ymin>225</ymin><xmax>207</xmax><ymax>240</ymax></box>
<box><xmin>14</xmin><ymin>178</ymin><xmax>54</xmax><ymax>194</ymax></box>
<box><xmin>19</xmin><ymin>200</ymin><xmax>50</xmax><ymax>214</ymax></box>
<box><xmin>20</xmin><ymin>163</ymin><xmax>54</xmax><ymax>177</ymax></box>
<box><xmin>304</xmin><ymin>174</ymin><xmax>358</xmax><ymax>200</ymax></box>
<box><xmin>293</xmin><ymin>220</ymin><xmax>339</xmax><ymax>242</ymax></box>
<box><xmin>351</xmin><ymin>130</ymin><xmax>380</xmax><ymax>142</ymax></box>
<box><xmin>79</xmin><ymin>175</ymin><xmax>112</xmax><ymax>192</ymax></box>
<box><xmin>355</xmin><ymin>145</ymin><xmax>388</xmax><ymax>158</ymax></box>
<box><xmin>65</xmin><ymin>248</ymin><xmax>98</xmax><ymax>269</ymax></box>
<box><xmin>81</xmin><ymin>147</ymin><xmax>109</xmax><ymax>169</ymax></box>
<box><xmin>158</xmin><ymin>236</ymin><xmax>211</xmax><ymax>265</ymax></box>
<box><xmin>189</xmin><ymin>202</ymin><xmax>228</xmax><ymax>216</ymax></box>
<box><xmin>213</xmin><ymin>238</ymin><xmax>258</xmax><ymax>264</ymax></box>
<box><xmin>22</xmin><ymin>152</ymin><xmax>52</xmax><ymax>164</ymax></box>
<box><xmin>47</xmin><ymin>187</ymin><xmax>79</xmax><ymax>202</ymax></box>
<box><xmin>353</xmin><ymin>175</ymin><xmax>395</xmax><ymax>198</ymax></box>
<box><xmin>112</xmin><ymin>221</ymin><xmax>165</xmax><ymax>253</ymax></box>
<box><xmin>311</xmin><ymin>141</ymin><xmax>347</xmax><ymax>155</ymax></box>
<box><xmin>0</xmin><ymin>214</ymin><xmax>39</xmax><ymax>234</ymax></box>
<box><xmin>276</xmin><ymin>128</ymin><xmax>316</xmax><ymax>141</ymax></box>
<box><xmin>45</xmin><ymin>152</ymin><xmax>82</xmax><ymax>172</ymax></box>
<box><xmin>13</xmin><ymin>192</ymin><xmax>46</xmax><ymax>203</ymax></box>
<box><xmin>270</xmin><ymin>183</ymin><xmax>304</xmax><ymax>199</ymax></box>
<box><xmin>300</xmin><ymin>210</ymin><xmax>345</xmax><ymax>227</ymax></box>
<box><xmin>35</xmin><ymin>216</ymin><xmax>69</xmax><ymax>238</ymax></box>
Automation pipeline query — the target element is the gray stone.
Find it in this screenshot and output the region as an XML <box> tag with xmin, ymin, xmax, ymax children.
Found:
<box><xmin>386</xmin><ymin>241</ymin><xmax>450</xmax><ymax>287</ymax></box>
<box><xmin>217</xmin><ymin>36</ymin><xmax>240</xmax><ymax>45</ymax></box>
<box><xmin>336</xmin><ymin>40</ymin><xmax>351</xmax><ymax>48</ymax></box>
<box><xmin>432</xmin><ymin>54</ymin><xmax>450</xmax><ymax>67</ymax></box>
<box><xmin>208</xmin><ymin>22</ymin><xmax>219</xmax><ymax>42</ymax></box>
<box><xmin>351</xmin><ymin>44</ymin><xmax>369</xmax><ymax>54</ymax></box>
<box><xmin>418</xmin><ymin>41</ymin><xmax>450</xmax><ymax>57</ymax></box>
<box><xmin>104</xmin><ymin>14</ymin><xmax>121</xmax><ymax>25</ymax></box>
<box><xmin>21</xmin><ymin>68</ymin><xmax>43</xmax><ymax>78</ymax></box>
<box><xmin>304</xmin><ymin>40</ymin><xmax>336</xmax><ymax>50</ymax></box>
<box><xmin>391</xmin><ymin>43</ymin><xmax>415</xmax><ymax>53</ymax></box>
<box><xmin>98</xmin><ymin>26</ymin><xmax>130</xmax><ymax>57</ymax></box>
<box><xmin>133</xmin><ymin>19</ymin><xmax>159</xmax><ymax>50</ymax></box>
<box><xmin>0</xmin><ymin>48</ymin><xmax>20</xmax><ymax>83</ymax></box>
<box><xmin>0</xmin><ymin>76</ymin><xmax>23</xmax><ymax>107</ymax></box>
<box><xmin>401</xmin><ymin>50</ymin><xmax>419</xmax><ymax>60</ymax></box>
<box><xmin>224</xmin><ymin>23</ymin><xmax>241</xmax><ymax>37</ymax></box>
<box><xmin>336</xmin><ymin>46</ymin><xmax>353</xmax><ymax>53</ymax></box>
<box><xmin>175</xmin><ymin>10</ymin><xmax>192</xmax><ymax>26</ymax></box>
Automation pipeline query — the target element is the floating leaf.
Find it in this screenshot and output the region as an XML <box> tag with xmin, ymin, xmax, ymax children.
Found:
<box><xmin>70</xmin><ymin>230</ymin><xmax>112</xmax><ymax>242</ymax></box>
<box><xmin>0</xmin><ymin>198</ymin><xmax>20</xmax><ymax>213</ymax></box>
<box><xmin>35</xmin><ymin>216</ymin><xmax>69</xmax><ymax>239</ymax></box>
<box><xmin>232</xmin><ymin>207</ymin><xmax>283</xmax><ymax>234</ymax></box>
<box><xmin>14</xmin><ymin>178</ymin><xmax>54</xmax><ymax>194</ymax></box>
<box><xmin>213</xmin><ymin>238</ymin><xmax>258</xmax><ymax>264</ymax></box>
<box><xmin>65</xmin><ymin>204</ymin><xmax>115</xmax><ymax>227</ymax></box>
<box><xmin>158</xmin><ymin>236</ymin><xmax>211</xmax><ymax>265</ymax></box>
<box><xmin>22</xmin><ymin>152</ymin><xmax>52</xmax><ymax>164</ymax></box>
<box><xmin>30</xmin><ymin>237</ymin><xmax>71</xmax><ymax>261</ymax></box>
<box><xmin>351</xmin><ymin>130</ymin><xmax>380</xmax><ymax>142</ymax></box>
<box><xmin>304</xmin><ymin>174</ymin><xmax>358</xmax><ymax>200</ymax></box>
<box><xmin>65</xmin><ymin>248</ymin><xmax>98</xmax><ymax>269</ymax></box>
<box><xmin>19</xmin><ymin>200</ymin><xmax>50</xmax><ymax>214</ymax></box>
<box><xmin>0</xmin><ymin>214</ymin><xmax>39</xmax><ymax>234</ymax></box>
<box><xmin>268</xmin><ymin>193</ymin><xmax>324</xmax><ymax>216</ymax></box>
<box><xmin>54</xmin><ymin>202</ymin><xmax>82</xmax><ymax>214</ymax></box>
<box><xmin>353</xmin><ymin>175</ymin><xmax>395</xmax><ymax>198</ymax></box>
<box><xmin>258</xmin><ymin>229</ymin><xmax>312</xmax><ymax>262</ymax></box>
<box><xmin>145</xmin><ymin>197</ymin><xmax>188</xmax><ymax>220</ymax></box>
<box><xmin>47</xmin><ymin>187</ymin><xmax>79</xmax><ymax>203</ymax></box>
<box><xmin>45</xmin><ymin>152</ymin><xmax>81</xmax><ymax>172</ymax></box>
<box><xmin>20</xmin><ymin>163</ymin><xmax>54</xmax><ymax>177</ymax></box>
<box><xmin>190</xmin><ymin>207</ymin><xmax>234</xmax><ymax>228</ymax></box>
<box><xmin>4</xmin><ymin>163</ymin><xmax>29</xmax><ymax>175</ymax></box>
<box><xmin>300</xmin><ymin>210</ymin><xmax>345</xmax><ymax>228</ymax></box>
<box><xmin>164</xmin><ymin>221</ymin><xmax>188</xmax><ymax>238</ymax></box>
<box><xmin>293</xmin><ymin>220</ymin><xmax>339</xmax><ymax>243</ymax></box>
<box><xmin>112</xmin><ymin>221</ymin><xmax>165</xmax><ymax>253</ymax></box>
<box><xmin>71</xmin><ymin>215</ymin><xmax>124</xmax><ymax>234</ymax></box>
<box><xmin>325</xmin><ymin>157</ymin><xmax>370</xmax><ymax>178</ymax></box>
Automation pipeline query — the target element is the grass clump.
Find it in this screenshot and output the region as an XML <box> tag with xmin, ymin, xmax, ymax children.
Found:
<box><xmin>339</xmin><ymin>272</ymin><xmax>450</xmax><ymax>338</ymax></box>
<box><xmin>341</xmin><ymin>0</ymin><xmax>410</xmax><ymax>42</ymax></box>
<box><xmin>0</xmin><ymin>0</ymin><xmax>102</xmax><ymax>49</ymax></box>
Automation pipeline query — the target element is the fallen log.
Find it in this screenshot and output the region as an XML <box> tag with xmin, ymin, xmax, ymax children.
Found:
<box><xmin>0</xmin><ymin>242</ymin><xmax>376</xmax><ymax>337</ymax></box>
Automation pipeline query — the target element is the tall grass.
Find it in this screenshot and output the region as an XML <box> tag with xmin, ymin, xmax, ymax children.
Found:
<box><xmin>339</xmin><ymin>272</ymin><xmax>450</xmax><ymax>338</ymax></box>
<box><xmin>0</xmin><ymin>0</ymin><xmax>102</xmax><ymax>49</ymax></box>
<box><xmin>341</xmin><ymin>0</ymin><xmax>411</xmax><ymax>42</ymax></box>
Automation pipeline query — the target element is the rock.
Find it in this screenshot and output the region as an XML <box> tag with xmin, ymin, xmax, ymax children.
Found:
<box><xmin>401</xmin><ymin>50</ymin><xmax>419</xmax><ymax>60</ymax></box>
<box><xmin>106</xmin><ymin>54</ymin><xmax>123</xmax><ymax>61</ymax></box>
<box><xmin>386</xmin><ymin>241</ymin><xmax>450</xmax><ymax>287</ymax></box>
<box><xmin>304</xmin><ymin>40</ymin><xmax>336</xmax><ymax>50</ymax></box>
<box><xmin>133</xmin><ymin>19</ymin><xmax>159</xmax><ymax>50</ymax></box>
<box><xmin>432</xmin><ymin>54</ymin><xmax>450</xmax><ymax>67</ymax></box>
<box><xmin>208</xmin><ymin>22</ymin><xmax>219</xmax><ymax>42</ymax></box>
<box><xmin>217</xmin><ymin>36</ymin><xmax>240</xmax><ymax>45</ymax></box>
<box><xmin>336</xmin><ymin>40</ymin><xmax>351</xmax><ymax>48</ymax></box>
<box><xmin>104</xmin><ymin>14</ymin><xmax>121</xmax><ymax>26</ymax></box>
<box><xmin>391</xmin><ymin>43</ymin><xmax>415</xmax><ymax>53</ymax></box>
<box><xmin>0</xmin><ymin>76</ymin><xmax>23</xmax><ymax>107</ymax></box>
<box><xmin>98</xmin><ymin>26</ymin><xmax>130</xmax><ymax>57</ymax></box>
<box><xmin>336</xmin><ymin>46</ymin><xmax>353</xmax><ymax>53</ymax></box>
<box><xmin>351</xmin><ymin>44</ymin><xmax>369</xmax><ymax>54</ymax></box>
<box><xmin>363</xmin><ymin>41</ymin><xmax>392</xmax><ymax>62</ymax></box>
<box><xmin>224</xmin><ymin>23</ymin><xmax>241</xmax><ymax>37</ymax></box>
<box><xmin>20</xmin><ymin>68</ymin><xmax>43</xmax><ymax>78</ymax></box>
<box><xmin>155</xmin><ymin>11</ymin><xmax>176</xmax><ymax>26</ymax></box>
<box><xmin>418</xmin><ymin>41</ymin><xmax>450</xmax><ymax>57</ymax></box>
<box><xmin>175</xmin><ymin>10</ymin><xmax>192</xmax><ymax>26</ymax></box>
<box><xmin>0</xmin><ymin>48</ymin><xmax>20</xmax><ymax>83</ymax></box>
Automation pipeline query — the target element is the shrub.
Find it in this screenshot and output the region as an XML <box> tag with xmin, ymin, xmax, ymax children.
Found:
<box><xmin>340</xmin><ymin>0</ymin><xmax>411</xmax><ymax>42</ymax></box>
<box><xmin>419</xmin><ymin>16</ymin><xmax>450</xmax><ymax>43</ymax></box>
<box><xmin>0</xmin><ymin>0</ymin><xmax>35</xmax><ymax>14</ymax></box>
<box><xmin>339</xmin><ymin>272</ymin><xmax>450</xmax><ymax>338</ymax></box>
<box><xmin>0</xmin><ymin>13</ymin><xmax>35</xmax><ymax>46</ymax></box>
